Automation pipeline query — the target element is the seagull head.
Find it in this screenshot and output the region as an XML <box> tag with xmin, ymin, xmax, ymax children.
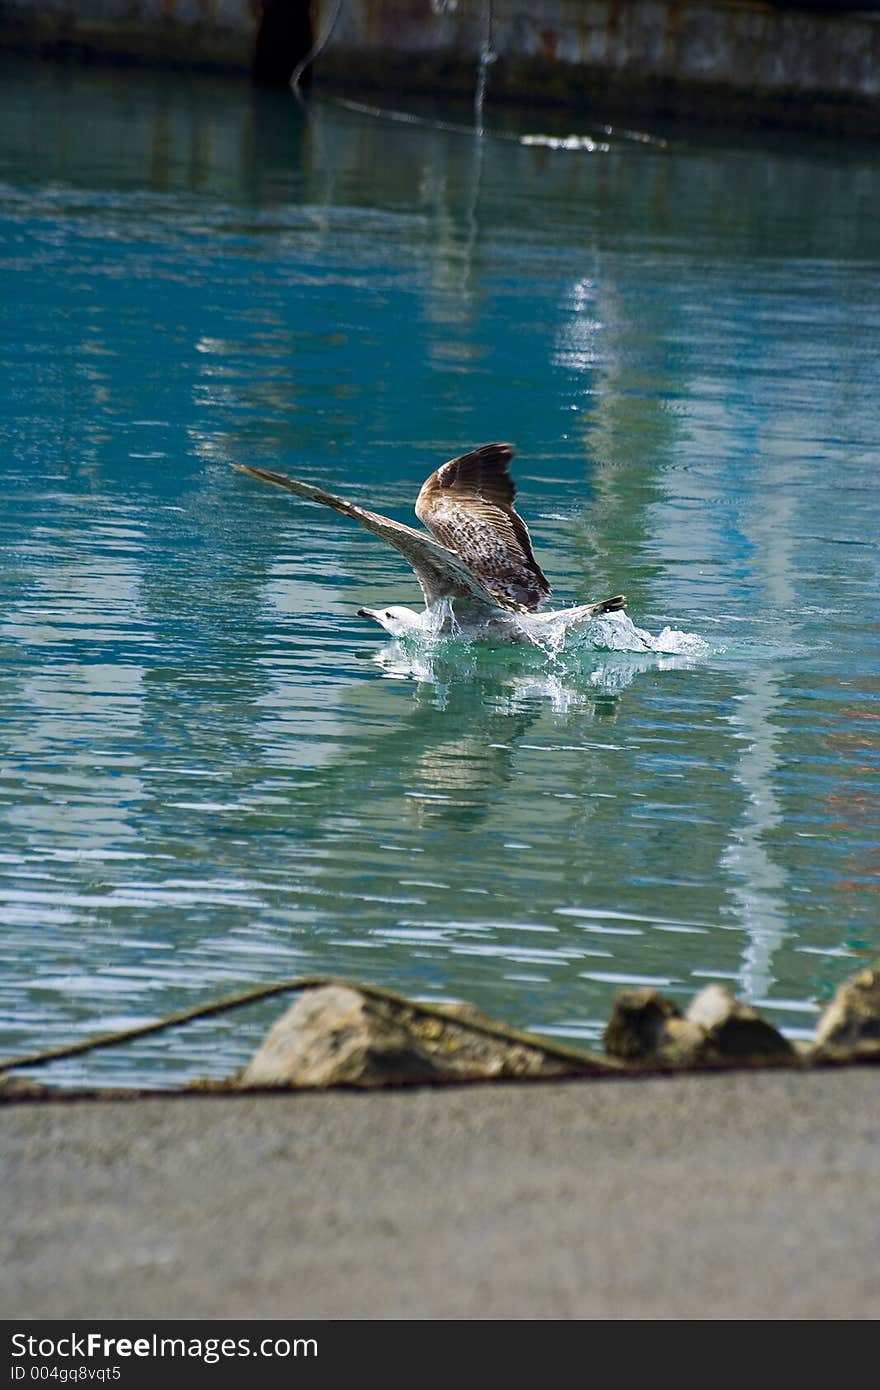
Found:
<box><xmin>357</xmin><ymin>605</ymin><xmax>424</xmax><ymax>638</ymax></box>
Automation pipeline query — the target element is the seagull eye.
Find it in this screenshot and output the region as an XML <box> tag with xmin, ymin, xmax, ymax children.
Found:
<box><xmin>385</xmin><ymin>611</ymin><xmax>392</xmax><ymax>618</ymax></box>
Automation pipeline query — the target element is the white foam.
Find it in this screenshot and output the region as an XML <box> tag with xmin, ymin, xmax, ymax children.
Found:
<box><xmin>376</xmin><ymin>606</ymin><xmax>711</xmax><ymax>695</ymax></box>
<box><xmin>587</xmin><ymin>611</ymin><xmax>711</xmax><ymax>656</ymax></box>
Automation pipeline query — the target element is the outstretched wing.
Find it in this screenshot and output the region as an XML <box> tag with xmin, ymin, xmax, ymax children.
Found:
<box><xmin>232</xmin><ymin>464</ymin><xmax>503</xmax><ymax>611</ymax></box>
<box><xmin>415</xmin><ymin>443</ymin><xmax>551</xmax><ymax>612</ymax></box>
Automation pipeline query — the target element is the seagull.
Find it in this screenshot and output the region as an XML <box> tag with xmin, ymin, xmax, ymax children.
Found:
<box><xmin>233</xmin><ymin>443</ymin><xmax>626</xmax><ymax>643</ymax></box>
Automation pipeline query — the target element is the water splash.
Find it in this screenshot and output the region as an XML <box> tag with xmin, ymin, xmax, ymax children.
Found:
<box><xmin>372</xmin><ymin>636</ymin><xmax>707</xmax><ymax>705</ymax></box>
<box><xmin>374</xmin><ymin>607</ymin><xmax>712</xmax><ymax>702</ymax></box>
<box><xmin>425</xmin><ymin>596</ymin><xmax>461</xmax><ymax>637</ymax></box>
<box><xmin>583</xmin><ymin>611</ymin><xmax>711</xmax><ymax>657</ymax></box>
<box><xmin>412</xmin><ymin>603</ymin><xmax>710</xmax><ymax>661</ymax></box>
<box><xmin>512</xmin><ymin>608</ymin><xmax>711</xmax><ymax>661</ymax></box>
<box><xmin>508</xmin><ymin>610</ymin><xmax>568</xmax><ymax>661</ymax></box>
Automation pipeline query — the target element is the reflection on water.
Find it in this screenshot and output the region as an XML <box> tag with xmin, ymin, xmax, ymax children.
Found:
<box><xmin>371</xmin><ymin>627</ymin><xmax>710</xmax><ymax>702</ymax></box>
<box><xmin>0</xmin><ymin>58</ymin><xmax>878</xmax><ymax>1086</ymax></box>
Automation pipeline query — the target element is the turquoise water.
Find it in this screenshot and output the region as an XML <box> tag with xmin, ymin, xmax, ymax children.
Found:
<box><xmin>1</xmin><ymin>59</ymin><xmax>878</xmax><ymax>1086</ymax></box>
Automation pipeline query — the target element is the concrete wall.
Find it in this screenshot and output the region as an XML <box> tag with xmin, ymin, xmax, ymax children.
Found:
<box><xmin>2</xmin><ymin>0</ymin><xmax>880</xmax><ymax>131</ymax></box>
<box><xmin>0</xmin><ymin>0</ymin><xmax>262</xmax><ymax>69</ymax></box>
<box><xmin>312</xmin><ymin>0</ymin><xmax>880</xmax><ymax>131</ymax></box>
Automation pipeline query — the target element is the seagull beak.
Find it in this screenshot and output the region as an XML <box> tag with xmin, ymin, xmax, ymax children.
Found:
<box><xmin>357</xmin><ymin>607</ymin><xmax>374</xmax><ymax>620</ymax></box>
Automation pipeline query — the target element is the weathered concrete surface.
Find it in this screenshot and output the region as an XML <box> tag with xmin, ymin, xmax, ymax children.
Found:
<box><xmin>0</xmin><ymin>0</ymin><xmax>261</xmax><ymax>69</ymax></box>
<box><xmin>315</xmin><ymin>0</ymin><xmax>880</xmax><ymax>131</ymax></box>
<box><xmin>3</xmin><ymin>1067</ymin><xmax>879</xmax><ymax>1318</ymax></box>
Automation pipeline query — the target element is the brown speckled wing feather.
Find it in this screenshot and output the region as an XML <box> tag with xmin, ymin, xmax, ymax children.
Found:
<box><xmin>415</xmin><ymin>444</ymin><xmax>551</xmax><ymax>612</ymax></box>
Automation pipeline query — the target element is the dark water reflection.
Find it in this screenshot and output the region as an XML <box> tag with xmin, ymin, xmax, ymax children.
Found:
<box><xmin>1</xmin><ymin>59</ymin><xmax>878</xmax><ymax>1085</ymax></box>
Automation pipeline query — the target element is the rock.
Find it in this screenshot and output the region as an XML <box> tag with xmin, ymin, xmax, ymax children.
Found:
<box><xmin>685</xmin><ymin>985</ymin><xmax>795</xmax><ymax>1062</ymax></box>
<box><xmin>0</xmin><ymin>1072</ymin><xmax>52</xmax><ymax>1099</ymax></box>
<box><xmin>240</xmin><ymin>985</ymin><xmax>609</xmax><ymax>1088</ymax></box>
<box><xmin>813</xmin><ymin>965</ymin><xmax>880</xmax><ymax>1058</ymax></box>
<box><xmin>658</xmin><ymin>1016</ymin><xmax>717</xmax><ymax>1065</ymax></box>
<box><xmin>603</xmin><ymin>988</ymin><xmax>700</xmax><ymax>1060</ymax></box>
<box><xmin>604</xmin><ymin>985</ymin><xmax>795</xmax><ymax>1066</ymax></box>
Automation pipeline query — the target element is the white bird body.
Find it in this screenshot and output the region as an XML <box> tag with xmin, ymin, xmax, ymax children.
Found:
<box><xmin>356</xmin><ymin>599</ymin><xmax>626</xmax><ymax>644</ymax></box>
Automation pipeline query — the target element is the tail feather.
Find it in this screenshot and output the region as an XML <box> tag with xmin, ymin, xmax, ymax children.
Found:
<box><xmin>557</xmin><ymin>593</ymin><xmax>627</xmax><ymax>636</ymax></box>
<box><xmin>527</xmin><ymin>594</ymin><xmax>628</xmax><ymax>636</ymax></box>
<box><xmin>595</xmin><ymin>594</ymin><xmax>626</xmax><ymax>615</ymax></box>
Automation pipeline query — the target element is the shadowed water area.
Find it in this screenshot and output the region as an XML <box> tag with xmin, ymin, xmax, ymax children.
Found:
<box><xmin>1</xmin><ymin>58</ymin><xmax>878</xmax><ymax>1087</ymax></box>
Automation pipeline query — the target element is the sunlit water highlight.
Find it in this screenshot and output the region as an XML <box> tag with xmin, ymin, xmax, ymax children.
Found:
<box><xmin>0</xmin><ymin>58</ymin><xmax>878</xmax><ymax>1087</ymax></box>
